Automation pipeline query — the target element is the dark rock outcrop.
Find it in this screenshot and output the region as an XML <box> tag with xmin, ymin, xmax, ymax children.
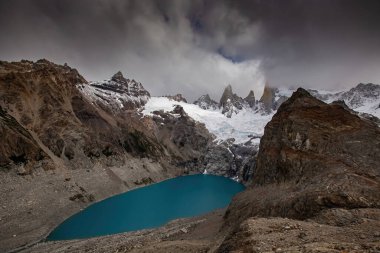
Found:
<box><xmin>219</xmin><ymin>85</ymin><xmax>245</xmax><ymax>118</ymax></box>
<box><xmin>224</xmin><ymin>88</ymin><xmax>380</xmax><ymax>227</ymax></box>
<box><xmin>194</xmin><ymin>94</ymin><xmax>218</xmax><ymax>110</ymax></box>
<box><xmin>150</xmin><ymin>105</ymin><xmax>214</xmax><ymax>170</ymax></box>
<box><xmin>201</xmin><ymin>140</ymin><xmax>258</xmax><ymax>181</ymax></box>
<box><xmin>0</xmin><ymin>106</ymin><xmax>47</xmax><ymax>172</ymax></box>
<box><xmin>258</xmin><ymin>83</ymin><xmax>278</xmax><ymax>113</ymax></box>
<box><xmin>244</xmin><ymin>90</ymin><xmax>256</xmax><ymax>108</ymax></box>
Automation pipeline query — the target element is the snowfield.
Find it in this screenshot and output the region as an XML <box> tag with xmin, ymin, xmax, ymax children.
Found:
<box><xmin>142</xmin><ymin>97</ymin><xmax>274</xmax><ymax>144</ymax></box>
<box><xmin>354</xmin><ymin>101</ymin><xmax>380</xmax><ymax>119</ymax></box>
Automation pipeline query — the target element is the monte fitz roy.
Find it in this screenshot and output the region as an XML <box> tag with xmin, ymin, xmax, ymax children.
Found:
<box><xmin>0</xmin><ymin>59</ymin><xmax>379</xmax><ymax>253</ymax></box>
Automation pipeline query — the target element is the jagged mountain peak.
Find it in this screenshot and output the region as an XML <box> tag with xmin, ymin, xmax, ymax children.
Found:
<box><xmin>356</xmin><ymin>82</ymin><xmax>379</xmax><ymax>89</ymax></box>
<box><xmin>202</xmin><ymin>94</ymin><xmax>212</xmax><ymax>100</ymax></box>
<box><xmin>342</xmin><ymin>83</ymin><xmax>380</xmax><ymax>107</ymax></box>
<box><xmin>219</xmin><ymin>84</ymin><xmax>234</xmax><ymax>105</ymax></box>
<box><xmin>219</xmin><ymin>84</ymin><xmax>246</xmax><ymax>118</ymax></box>
<box><xmin>259</xmin><ymin>83</ymin><xmax>278</xmax><ymax>113</ymax></box>
<box><xmin>277</xmin><ymin>87</ymin><xmax>324</xmax><ymax>111</ymax></box>
<box><xmin>194</xmin><ymin>94</ymin><xmax>218</xmax><ymax>110</ymax></box>
<box><xmin>225</xmin><ymin>84</ymin><xmax>233</xmax><ymax>92</ymax></box>
<box><xmin>77</xmin><ymin>72</ymin><xmax>150</xmax><ymax>112</ymax></box>
<box><xmin>111</xmin><ymin>71</ymin><xmax>125</xmax><ymax>82</ymax></box>
<box><xmin>244</xmin><ymin>90</ymin><xmax>256</xmax><ymax>108</ymax></box>
<box><xmin>246</xmin><ymin>90</ymin><xmax>255</xmax><ymax>98</ymax></box>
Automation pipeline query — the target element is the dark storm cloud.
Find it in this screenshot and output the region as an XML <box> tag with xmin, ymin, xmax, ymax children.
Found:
<box><xmin>0</xmin><ymin>0</ymin><xmax>379</xmax><ymax>100</ymax></box>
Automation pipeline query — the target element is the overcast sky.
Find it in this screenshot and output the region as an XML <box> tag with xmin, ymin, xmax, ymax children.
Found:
<box><xmin>1</xmin><ymin>0</ymin><xmax>379</xmax><ymax>101</ymax></box>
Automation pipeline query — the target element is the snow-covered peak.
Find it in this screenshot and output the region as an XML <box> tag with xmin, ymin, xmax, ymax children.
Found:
<box><xmin>111</xmin><ymin>71</ymin><xmax>125</xmax><ymax>83</ymax></box>
<box><xmin>219</xmin><ymin>85</ymin><xmax>247</xmax><ymax>118</ymax></box>
<box><xmin>77</xmin><ymin>72</ymin><xmax>150</xmax><ymax>112</ymax></box>
<box><xmin>340</xmin><ymin>83</ymin><xmax>380</xmax><ymax>108</ymax></box>
<box><xmin>259</xmin><ymin>83</ymin><xmax>380</xmax><ymax>118</ymax></box>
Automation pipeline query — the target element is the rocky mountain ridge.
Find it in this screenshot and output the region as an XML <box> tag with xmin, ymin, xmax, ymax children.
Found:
<box><xmin>194</xmin><ymin>82</ymin><xmax>380</xmax><ymax>120</ymax></box>
<box><xmin>0</xmin><ymin>59</ymin><xmax>214</xmax><ymax>252</ymax></box>
<box><xmin>77</xmin><ymin>71</ymin><xmax>150</xmax><ymax>113</ymax></box>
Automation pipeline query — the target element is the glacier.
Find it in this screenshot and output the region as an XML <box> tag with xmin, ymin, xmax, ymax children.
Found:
<box><xmin>142</xmin><ymin>97</ymin><xmax>274</xmax><ymax>144</ymax></box>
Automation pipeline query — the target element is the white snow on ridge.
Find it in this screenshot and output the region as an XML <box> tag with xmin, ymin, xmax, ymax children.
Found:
<box><xmin>77</xmin><ymin>80</ymin><xmax>150</xmax><ymax>111</ymax></box>
<box><xmin>142</xmin><ymin>97</ymin><xmax>274</xmax><ymax>144</ymax></box>
<box><xmin>355</xmin><ymin>101</ymin><xmax>380</xmax><ymax>119</ymax></box>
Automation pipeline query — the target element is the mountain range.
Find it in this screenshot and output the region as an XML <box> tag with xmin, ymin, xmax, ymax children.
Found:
<box><xmin>0</xmin><ymin>59</ymin><xmax>379</xmax><ymax>252</ymax></box>
<box><xmin>194</xmin><ymin>82</ymin><xmax>380</xmax><ymax>119</ymax></box>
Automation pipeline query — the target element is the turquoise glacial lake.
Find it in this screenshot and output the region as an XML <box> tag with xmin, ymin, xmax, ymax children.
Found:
<box><xmin>47</xmin><ymin>174</ymin><xmax>245</xmax><ymax>240</ymax></box>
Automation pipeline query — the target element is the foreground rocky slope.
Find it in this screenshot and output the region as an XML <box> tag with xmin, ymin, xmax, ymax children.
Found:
<box><xmin>219</xmin><ymin>88</ymin><xmax>380</xmax><ymax>252</ymax></box>
<box><xmin>0</xmin><ymin>60</ymin><xmax>214</xmax><ymax>252</ymax></box>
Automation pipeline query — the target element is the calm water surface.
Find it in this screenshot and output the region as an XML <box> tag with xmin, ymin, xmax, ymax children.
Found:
<box><xmin>48</xmin><ymin>174</ymin><xmax>245</xmax><ymax>240</ymax></box>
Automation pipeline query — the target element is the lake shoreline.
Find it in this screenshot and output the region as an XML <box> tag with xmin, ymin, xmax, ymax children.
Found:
<box><xmin>47</xmin><ymin>174</ymin><xmax>244</xmax><ymax>241</ymax></box>
<box><xmin>0</xmin><ymin>158</ymin><xmax>179</xmax><ymax>253</ymax></box>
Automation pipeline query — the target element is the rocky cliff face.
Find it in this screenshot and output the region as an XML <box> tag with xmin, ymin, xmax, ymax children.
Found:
<box><xmin>0</xmin><ymin>106</ymin><xmax>48</xmax><ymax>174</ymax></box>
<box><xmin>221</xmin><ymin>88</ymin><xmax>380</xmax><ymax>238</ymax></box>
<box><xmin>149</xmin><ymin>105</ymin><xmax>214</xmax><ymax>172</ymax></box>
<box><xmin>201</xmin><ymin>139</ymin><xmax>257</xmax><ymax>181</ymax></box>
<box><xmin>0</xmin><ymin>60</ymin><xmax>162</xmax><ymax>172</ymax></box>
<box><xmin>244</xmin><ymin>90</ymin><xmax>256</xmax><ymax>108</ymax></box>
<box><xmin>258</xmin><ymin>83</ymin><xmax>278</xmax><ymax>113</ymax></box>
<box><xmin>0</xmin><ymin>60</ymin><xmax>211</xmax><ymax>174</ymax></box>
<box><xmin>217</xmin><ymin>88</ymin><xmax>380</xmax><ymax>252</ymax></box>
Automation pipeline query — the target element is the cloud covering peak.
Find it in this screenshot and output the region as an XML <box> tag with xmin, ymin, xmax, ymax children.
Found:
<box><xmin>0</xmin><ymin>0</ymin><xmax>379</xmax><ymax>101</ymax></box>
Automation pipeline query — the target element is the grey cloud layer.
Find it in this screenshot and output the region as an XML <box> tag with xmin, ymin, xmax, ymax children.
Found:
<box><xmin>0</xmin><ymin>0</ymin><xmax>379</xmax><ymax>101</ymax></box>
